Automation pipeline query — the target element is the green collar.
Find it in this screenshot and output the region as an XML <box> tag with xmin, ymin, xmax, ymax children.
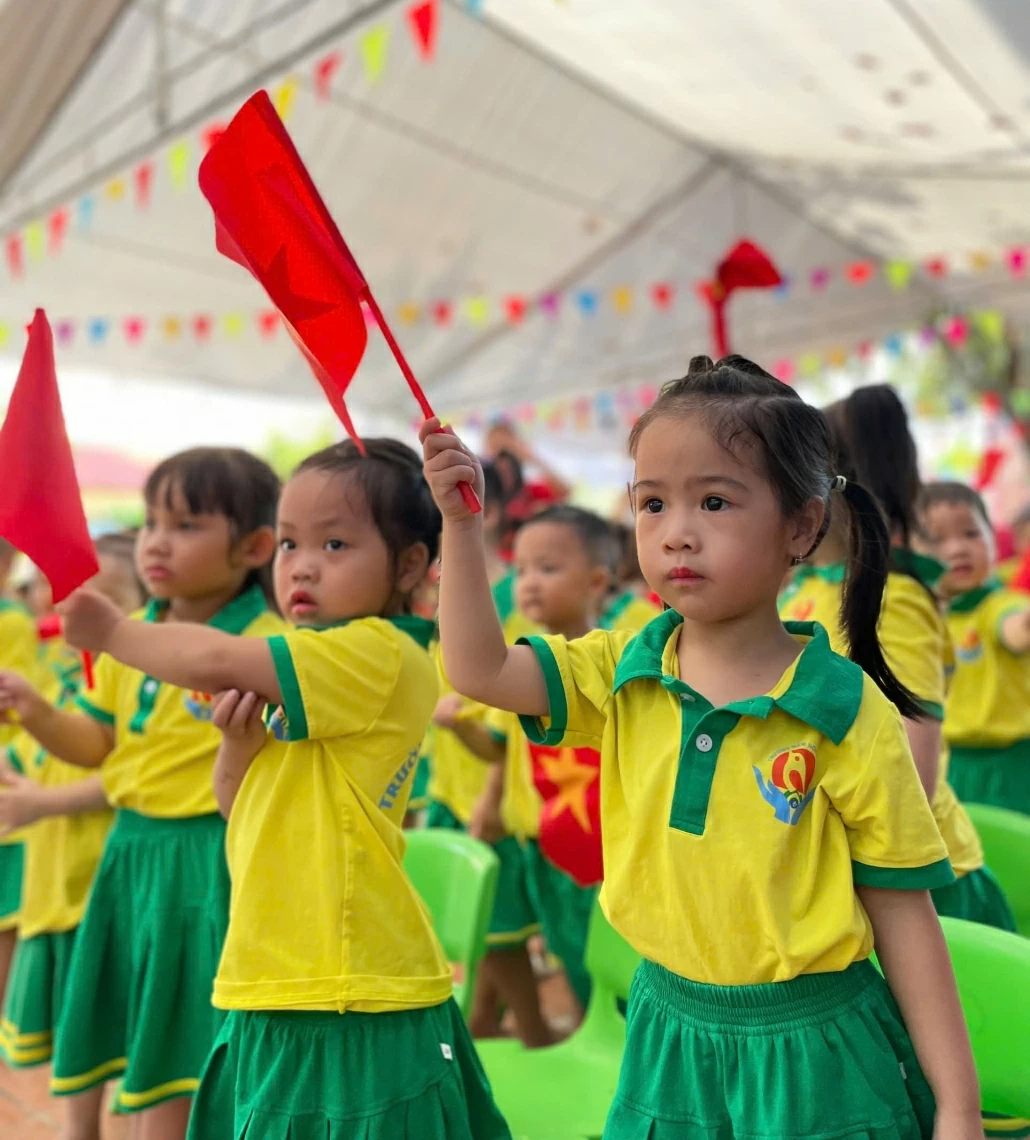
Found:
<box><xmin>144</xmin><ymin>583</ymin><xmax>268</xmax><ymax>633</ymax></box>
<box><xmin>948</xmin><ymin>579</ymin><xmax>1000</xmax><ymax>614</ymax></box>
<box><xmin>599</xmin><ymin>590</ymin><xmax>634</xmax><ymax>631</ymax></box>
<box><xmin>295</xmin><ymin>612</ymin><xmax>435</xmax><ymax>650</ymax></box>
<box><xmin>612</xmin><ymin>611</ymin><xmax>862</xmax><ymax>745</ymax></box>
<box><xmin>792</xmin><ymin>562</ymin><xmax>846</xmax><ymax>585</ymax></box>
<box><xmin>890</xmin><ymin>547</ymin><xmax>946</xmax><ymax>590</ymax></box>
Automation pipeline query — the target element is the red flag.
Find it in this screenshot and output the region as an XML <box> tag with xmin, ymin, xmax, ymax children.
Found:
<box><xmin>407</xmin><ymin>0</ymin><xmax>439</xmax><ymax>60</ymax></box>
<box><xmin>0</xmin><ymin>312</ymin><xmax>98</xmax><ymax>604</ymax></box>
<box><xmin>699</xmin><ymin>240</ymin><xmax>782</xmax><ymax>357</ymax></box>
<box><xmin>529</xmin><ymin>742</ymin><xmax>602</xmax><ymax>888</ymax></box>
<box><xmin>198</xmin><ymin>89</ymin><xmax>479</xmax><ymax>509</ymax></box>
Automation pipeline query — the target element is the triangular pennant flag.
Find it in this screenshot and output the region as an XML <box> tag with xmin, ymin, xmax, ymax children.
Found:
<box><xmin>925</xmin><ymin>256</ymin><xmax>948</xmax><ymax>279</ymax></box>
<box><xmin>612</xmin><ymin>286</ymin><xmax>633</xmax><ymax>314</ymax></box>
<box><xmin>76</xmin><ymin>196</ymin><xmax>95</xmax><ymax>231</ymax></box>
<box><xmin>407</xmin><ymin>0</ymin><xmax>439</xmax><ymax>60</ymax></box>
<box><xmin>313</xmin><ymin>50</ymin><xmax>343</xmax><ymax>99</ymax></box>
<box><xmin>87</xmin><ymin>318</ymin><xmax>108</xmax><ymax>344</ymax></box>
<box><xmin>884</xmin><ymin>260</ymin><xmax>912</xmax><ymax>291</ymax></box>
<box><xmin>124</xmin><ymin>317</ymin><xmax>146</xmax><ymax>344</ymax></box>
<box><xmin>55</xmin><ymin>320</ymin><xmax>75</xmax><ymax>347</ymax></box>
<box><xmin>576</xmin><ymin>290</ymin><xmax>598</xmax><ymax>315</ymax></box>
<box><xmin>463</xmin><ymin>296</ymin><xmax>489</xmax><ymax>326</ymax></box>
<box><xmin>650</xmin><ymin>282</ymin><xmax>674</xmax><ymax>309</ymax></box>
<box><xmin>257</xmin><ymin>309</ymin><xmax>280</xmax><ymax>337</ymax></box>
<box><xmin>48</xmin><ymin>209</ymin><xmax>70</xmax><ymax>254</ymax></box>
<box><xmin>5</xmin><ymin>234</ymin><xmax>23</xmax><ymax>277</ymax></box>
<box><xmin>432</xmin><ymin>300</ymin><xmax>452</xmax><ymax>326</ymax></box>
<box><xmin>161</xmin><ymin>316</ymin><xmax>182</xmax><ymax>339</ymax></box>
<box><xmin>504</xmin><ymin>296</ymin><xmax>526</xmax><ymax>323</ymax></box>
<box><xmin>274</xmin><ymin>77</ymin><xmax>300</xmax><ymax>121</ymax></box>
<box><xmin>24</xmin><ymin>221</ymin><xmax>44</xmax><ymax>262</ymax></box>
<box><xmin>192</xmin><ymin>314</ymin><xmax>212</xmax><ymax>340</ymax></box>
<box><xmin>134</xmin><ymin>161</ymin><xmax>154</xmax><ymax>208</ymax></box>
<box><xmin>0</xmin><ymin>311</ymin><xmax>98</xmax><ymax>603</ymax></box>
<box><xmin>168</xmin><ymin>140</ymin><xmax>192</xmax><ymax>189</ymax></box>
<box><xmin>360</xmin><ymin>26</ymin><xmax>389</xmax><ymax>83</ymax></box>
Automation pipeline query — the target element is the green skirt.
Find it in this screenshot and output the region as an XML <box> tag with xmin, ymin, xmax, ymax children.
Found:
<box><xmin>522</xmin><ymin>838</ymin><xmax>596</xmax><ymax>1008</ymax></box>
<box><xmin>186</xmin><ymin>1001</ymin><xmax>512</xmax><ymax>1140</ymax></box>
<box><xmin>0</xmin><ymin>928</ymin><xmax>78</xmax><ymax>1066</ymax></box>
<box><xmin>932</xmin><ymin>866</ymin><xmax>1017</xmax><ymax>932</ymax></box>
<box><xmin>51</xmin><ymin>809</ymin><xmax>230</xmax><ymax>1113</ymax></box>
<box><xmin>0</xmin><ymin>841</ymin><xmax>23</xmax><ymax>931</ymax></box>
<box><xmin>949</xmin><ymin>742</ymin><xmax>1030</xmax><ymax>815</ymax></box>
<box><xmin>604</xmin><ymin>958</ymin><xmax>934</xmax><ymax>1139</ymax></box>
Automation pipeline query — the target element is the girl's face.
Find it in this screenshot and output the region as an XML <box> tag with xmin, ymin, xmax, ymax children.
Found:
<box><xmin>137</xmin><ymin>481</ymin><xmax>255</xmax><ymax>602</ymax></box>
<box><xmin>919</xmin><ymin>500</ymin><xmax>993</xmax><ymax>598</ymax></box>
<box><xmin>274</xmin><ymin>468</ymin><xmax>426</xmax><ymax>626</ymax></box>
<box><xmin>631</xmin><ymin>414</ymin><xmax>820</xmax><ymax>622</ymax></box>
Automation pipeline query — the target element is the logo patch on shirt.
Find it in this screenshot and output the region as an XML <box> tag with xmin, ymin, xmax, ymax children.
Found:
<box><xmin>268</xmin><ymin>706</ymin><xmax>290</xmax><ymax>741</ymax></box>
<box><xmin>956</xmin><ymin>629</ymin><xmax>982</xmax><ymax>664</ymax></box>
<box><xmin>785</xmin><ymin>598</ymin><xmax>815</xmax><ymax>622</ymax></box>
<box><xmin>753</xmin><ymin>745</ymin><xmax>817</xmax><ymax>826</ymax></box>
<box><xmin>378</xmin><ymin>748</ymin><xmax>419</xmax><ymax>810</ymax></box>
<box><xmin>183</xmin><ymin>691</ymin><xmax>214</xmax><ymax>721</ymax></box>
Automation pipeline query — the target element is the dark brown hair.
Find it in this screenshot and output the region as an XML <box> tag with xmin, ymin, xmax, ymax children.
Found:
<box><xmin>629</xmin><ymin>354</ymin><xmax>923</xmax><ymax>719</ymax></box>
<box><xmin>918</xmin><ymin>481</ymin><xmax>992</xmax><ymax>532</ymax></box>
<box><xmin>520</xmin><ymin>505</ymin><xmax>620</xmax><ymax>577</ymax></box>
<box><xmin>144</xmin><ymin>447</ymin><xmax>280</xmax><ymax>606</ymax></box>
<box><xmin>295</xmin><ymin>438</ymin><xmax>441</xmax><ymax>609</ymax></box>
<box><xmin>94</xmin><ymin>530</ymin><xmax>147</xmax><ymax>605</ymax></box>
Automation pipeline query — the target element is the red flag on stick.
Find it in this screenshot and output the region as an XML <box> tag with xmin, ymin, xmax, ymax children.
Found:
<box><xmin>699</xmin><ymin>240</ymin><xmax>782</xmax><ymax>357</ymax></box>
<box><xmin>0</xmin><ymin>312</ymin><xmax>98</xmax><ymax>683</ymax></box>
<box><xmin>198</xmin><ymin>90</ymin><xmax>479</xmax><ymax>511</ymax></box>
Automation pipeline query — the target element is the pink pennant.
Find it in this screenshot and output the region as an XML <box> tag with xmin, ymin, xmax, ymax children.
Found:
<box><xmin>48</xmin><ymin>208</ymin><xmax>70</xmax><ymax>254</ymax></box>
<box><xmin>651</xmin><ymin>282</ymin><xmax>674</xmax><ymax>309</ymax></box>
<box><xmin>432</xmin><ymin>301</ymin><xmax>452</xmax><ymax>326</ymax></box>
<box><xmin>945</xmin><ymin>315</ymin><xmax>968</xmax><ymax>347</ymax></box>
<box><xmin>313</xmin><ymin>50</ymin><xmax>343</xmax><ymax>99</ymax></box>
<box><xmin>134</xmin><ymin>161</ymin><xmax>154</xmax><ymax>208</ymax></box>
<box><xmin>257</xmin><ymin>309</ymin><xmax>280</xmax><ymax>337</ymax></box>
<box><xmin>1006</xmin><ymin>246</ymin><xmax>1027</xmax><ymax>276</ymax></box>
<box><xmin>925</xmin><ymin>256</ymin><xmax>948</xmax><ymax>279</ymax></box>
<box><xmin>809</xmin><ymin>267</ymin><xmax>830</xmax><ymax>290</ymax></box>
<box><xmin>772</xmin><ymin>358</ymin><xmax>795</xmax><ymax>384</ymax></box>
<box><xmin>55</xmin><ymin>319</ymin><xmax>75</xmax><ymax>347</ymax></box>
<box><xmin>539</xmin><ymin>292</ymin><xmax>560</xmax><ymax>317</ymax></box>
<box><xmin>6</xmin><ymin>235</ymin><xmax>23</xmax><ymax>278</ymax></box>
<box><xmin>192</xmin><ymin>314</ymin><xmax>213</xmax><ymax>340</ymax></box>
<box><xmin>407</xmin><ymin>0</ymin><xmax>439</xmax><ymax>61</ymax></box>
<box><xmin>124</xmin><ymin>317</ymin><xmax>146</xmax><ymax>344</ymax></box>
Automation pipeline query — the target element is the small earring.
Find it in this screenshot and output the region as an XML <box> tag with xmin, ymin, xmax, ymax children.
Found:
<box><xmin>790</xmin><ymin>554</ymin><xmax>804</xmax><ymax>566</ymax></box>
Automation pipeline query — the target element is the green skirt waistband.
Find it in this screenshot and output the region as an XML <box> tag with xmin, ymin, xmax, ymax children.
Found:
<box><xmin>111</xmin><ymin>808</ymin><xmax>225</xmax><ymax>839</ymax></box>
<box><xmin>949</xmin><ymin>739</ymin><xmax>1030</xmax><ymax>764</ymax></box>
<box><xmin>637</xmin><ymin>958</ymin><xmax>879</xmax><ymax>1030</ymax></box>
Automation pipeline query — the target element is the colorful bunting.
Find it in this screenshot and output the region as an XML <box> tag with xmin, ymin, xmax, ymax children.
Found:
<box><xmin>504</xmin><ymin>295</ymin><xmax>526</xmax><ymax>323</ymax></box>
<box><xmin>431</xmin><ymin>300</ymin><xmax>452</xmax><ymax>326</ymax></box>
<box><xmin>969</xmin><ymin>250</ymin><xmax>991</xmax><ymax>271</ymax></box>
<box><xmin>846</xmin><ymin>261</ymin><xmax>874</xmax><ymax>285</ymax></box>
<box><xmin>464</xmin><ymin>296</ymin><xmax>489</xmax><ymax>326</ymax></box>
<box><xmin>810</xmin><ymin>267</ymin><xmax>830</xmax><ymax>290</ymax></box>
<box><xmin>407</xmin><ymin>0</ymin><xmax>439</xmax><ymax>60</ymax></box>
<box><xmin>651</xmin><ymin>282</ymin><xmax>673</xmax><ymax>309</ymax></box>
<box><xmin>360</xmin><ymin>25</ymin><xmax>389</xmax><ymax>82</ymax></box>
<box><xmin>168</xmin><ymin>140</ymin><xmax>191</xmax><ymax>189</ymax></box>
<box><xmin>192</xmin><ymin>314</ymin><xmax>212</xmax><ymax>339</ymax></box>
<box><xmin>76</xmin><ymin>196</ymin><xmax>95</xmax><ymax>231</ymax></box>
<box><xmin>612</xmin><ymin>285</ymin><xmax>633</xmax><ymax>314</ymax></box>
<box><xmin>24</xmin><ymin>221</ymin><xmax>44</xmax><ymax>262</ymax></box>
<box><xmin>576</xmin><ymin>290</ymin><xmax>598</xmax><ymax>315</ymax></box>
<box><xmin>124</xmin><ymin>317</ymin><xmax>146</xmax><ymax>344</ymax></box>
<box><xmin>134</xmin><ymin>161</ymin><xmax>154</xmax><ymax>208</ymax></box>
<box><xmin>221</xmin><ymin>312</ymin><xmax>245</xmax><ymax>338</ymax></box>
<box><xmin>314</xmin><ymin>51</ymin><xmax>343</xmax><ymax>98</ymax></box>
<box><xmin>201</xmin><ymin>123</ymin><xmax>226</xmax><ymax>153</ymax></box>
<box><xmin>274</xmin><ymin>77</ymin><xmax>300</xmax><ymax>121</ymax></box>
<box><xmin>925</xmin><ymin>256</ymin><xmax>948</xmax><ymax>279</ymax></box>
<box><xmin>257</xmin><ymin>310</ymin><xmax>280</xmax><ymax>337</ymax></box>
<box><xmin>161</xmin><ymin>316</ymin><xmax>182</xmax><ymax>339</ymax></box>
<box><xmin>1006</xmin><ymin>246</ymin><xmax>1026</xmax><ymax>276</ymax></box>
<box><xmin>885</xmin><ymin>260</ymin><xmax>912</xmax><ymax>291</ymax></box>
<box><xmin>55</xmin><ymin>319</ymin><xmax>75</xmax><ymax>347</ymax></box>
<box><xmin>5</xmin><ymin>235</ymin><xmax>22</xmax><ymax>278</ymax></box>
<box><xmin>87</xmin><ymin>318</ymin><xmax>108</xmax><ymax>344</ymax></box>
<box><xmin>944</xmin><ymin>315</ymin><xmax>968</xmax><ymax>347</ymax></box>
<box><xmin>540</xmin><ymin>292</ymin><xmax>560</xmax><ymax>317</ymax></box>
<box><xmin>398</xmin><ymin>301</ymin><xmax>420</xmax><ymax>324</ymax></box>
<box><xmin>105</xmin><ymin>178</ymin><xmax>126</xmax><ymax>201</ymax></box>
<box><xmin>48</xmin><ymin>209</ymin><xmax>69</xmax><ymax>254</ymax></box>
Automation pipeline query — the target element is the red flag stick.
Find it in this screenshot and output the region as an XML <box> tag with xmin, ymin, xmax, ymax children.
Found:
<box><xmin>363</xmin><ymin>292</ymin><xmax>481</xmax><ymax>513</ymax></box>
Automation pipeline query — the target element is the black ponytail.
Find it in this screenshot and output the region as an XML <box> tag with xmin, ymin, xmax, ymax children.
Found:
<box><xmin>835</xmin><ymin>480</ymin><xmax>924</xmax><ymax>720</ymax></box>
<box><xmin>631</xmin><ymin>355</ymin><xmax>926</xmax><ymax>719</ymax></box>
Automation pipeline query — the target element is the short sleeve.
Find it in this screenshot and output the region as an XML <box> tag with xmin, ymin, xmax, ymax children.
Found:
<box><xmin>76</xmin><ymin>651</ymin><xmax>118</xmax><ymax>726</ymax></box>
<box><xmin>830</xmin><ymin>698</ymin><xmax>954</xmax><ymax>890</ymax></box>
<box><xmin>879</xmin><ymin>579</ymin><xmax>946</xmax><ymax>719</ymax></box>
<box><xmin>516</xmin><ymin>629</ymin><xmax>617</xmax><ymax>749</ymax></box>
<box><xmin>0</xmin><ymin>609</ymin><xmax>39</xmax><ymax>684</ymax></box>
<box><xmin>268</xmin><ymin>622</ymin><xmax>401</xmax><ymax>741</ymax></box>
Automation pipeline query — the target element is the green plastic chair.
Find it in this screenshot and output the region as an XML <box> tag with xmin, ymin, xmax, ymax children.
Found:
<box><xmin>402</xmin><ymin>828</ymin><xmax>500</xmax><ymax>1020</ymax></box>
<box><xmin>939</xmin><ymin>917</ymin><xmax>1030</xmax><ymax>1119</ymax></box>
<box><xmin>963</xmin><ymin>802</ymin><xmax>1030</xmax><ymax>936</ymax></box>
<box><xmin>477</xmin><ymin>898</ymin><xmax>641</xmax><ymax>1140</ymax></box>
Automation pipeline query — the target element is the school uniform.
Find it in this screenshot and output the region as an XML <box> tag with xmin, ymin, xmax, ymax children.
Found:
<box><xmin>0</xmin><ymin>600</ymin><xmax>40</xmax><ymax>932</ymax></box>
<box><xmin>599</xmin><ymin>591</ymin><xmax>662</xmax><ymax>634</ymax></box>
<box><xmin>50</xmin><ymin>586</ymin><xmax>284</xmax><ymax>1113</ymax></box>
<box><xmin>781</xmin><ymin>555</ymin><xmax>1015</xmax><ymax>931</ymax></box>
<box><xmin>0</xmin><ymin>652</ymin><xmax>112</xmax><ymax>1068</ymax></box>
<box><xmin>518</xmin><ymin>613</ymin><xmax>950</xmax><ymax>1139</ymax></box>
<box><xmin>187</xmin><ymin>615</ymin><xmax>509</xmax><ymax>1140</ymax></box>
<box><xmin>944</xmin><ymin>580</ymin><xmax>1030</xmax><ymax>815</ymax></box>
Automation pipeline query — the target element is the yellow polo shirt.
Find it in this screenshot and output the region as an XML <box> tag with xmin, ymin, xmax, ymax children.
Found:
<box><xmin>518</xmin><ymin>614</ymin><xmax>952</xmax><ymax>985</ymax></box>
<box><xmin>0</xmin><ymin>601</ymin><xmax>39</xmax><ymax>751</ymax></box>
<box><xmin>600</xmin><ymin>591</ymin><xmax>662</xmax><ymax>634</ymax></box>
<box><xmin>77</xmin><ymin>586</ymin><xmax>284</xmax><ymax>818</ymax></box>
<box><xmin>213</xmin><ymin>615</ymin><xmax>452</xmax><ymax>1013</ymax></box>
<box><xmin>944</xmin><ymin>581</ymin><xmax>1030</xmax><ymax>747</ymax></box>
<box><xmin>424</xmin><ymin>643</ymin><xmax>490</xmax><ymax>825</ymax></box>
<box><xmin>12</xmin><ymin>654</ymin><xmax>113</xmax><ymax>939</ymax></box>
<box><xmin>780</xmin><ymin>554</ymin><xmax>983</xmax><ymax>876</ymax></box>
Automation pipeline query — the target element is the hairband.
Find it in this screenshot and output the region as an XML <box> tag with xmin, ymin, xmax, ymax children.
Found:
<box><xmin>830</xmin><ymin>475</ymin><xmax>847</xmax><ymax>492</ymax></box>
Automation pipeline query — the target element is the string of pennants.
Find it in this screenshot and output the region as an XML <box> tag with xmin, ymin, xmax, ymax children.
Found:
<box><xmin>431</xmin><ymin>312</ymin><xmax>1008</xmax><ymax>433</ymax></box>
<box><xmin>0</xmin><ymin>0</ymin><xmax>443</xmax><ymax>279</ymax></box>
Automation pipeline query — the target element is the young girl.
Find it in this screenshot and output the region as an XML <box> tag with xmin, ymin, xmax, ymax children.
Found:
<box><xmin>919</xmin><ymin>480</ymin><xmax>1030</xmax><ymax>816</ymax></box>
<box><xmin>0</xmin><ymin>532</ymin><xmax>145</xmax><ymax>1140</ymax></box>
<box><xmin>57</xmin><ymin>439</ymin><xmax>510</xmax><ymax>1140</ymax></box>
<box><xmin>780</xmin><ymin>386</ymin><xmax>1015</xmax><ymax>932</ymax></box>
<box><xmin>422</xmin><ymin>357</ymin><xmax>980</xmax><ymax>1140</ymax></box>
<box><xmin>0</xmin><ymin>448</ymin><xmax>283</xmax><ymax>1140</ymax></box>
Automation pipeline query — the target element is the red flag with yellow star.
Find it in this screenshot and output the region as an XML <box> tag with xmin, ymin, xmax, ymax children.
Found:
<box><xmin>529</xmin><ymin>742</ymin><xmax>602</xmax><ymax>887</ymax></box>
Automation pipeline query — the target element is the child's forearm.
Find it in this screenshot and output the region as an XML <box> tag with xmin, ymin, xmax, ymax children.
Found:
<box><xmin>24</xmin><ymin>705</ymin><xmax>113</xmax><ymax>770</ymax></box>
<box><xmin>29</xmin><ymin>776</ymin><xmax>108</xmax><ymax>818</ymax></box>
<box><xmin>106</xmin><ymin>620</ymin><xmax>281</xmax><ymax>704</ymax></box>
<box><xmin>213</xmin><ymin>740</ymin><xmax>257</xmax><ymax>820</ymax></box>
<box><xmin>859</xmin><ymin>887</ymin><xmax>980</xmax><ymax>1119</ymax></box>
<box><xmin>438</xmin><ymin>520</ymin><xmax>548</xmax><ymax>715</ymax></box>
<box><xmin>449</xmin><ymin>720</ymin><xmax>506</xmax><ymax>763</ymax></box>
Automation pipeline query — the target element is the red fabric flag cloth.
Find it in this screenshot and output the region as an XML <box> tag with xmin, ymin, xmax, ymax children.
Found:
<box><xmin>1010</xmin><ymin>547</ymin><xmax>1030</xmax><ymax>594</ymax></box>
<box><xmin>529</xmin><ymin>741</ymin><xmax>603</xmax><ymax>888</ymax></box>
<box><xmin>0</xmin><ymin>311</ymin><xmax>98</xmax><ymax>603</ymax></box>
<box><xmin>700</xmin><ymin>239</ymin><xmax>783</xmax><ymax>357</ymax></box>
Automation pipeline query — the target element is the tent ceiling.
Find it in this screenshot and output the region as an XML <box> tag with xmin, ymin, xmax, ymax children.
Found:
<box><xmin>0</xmin><ymin>0</ymin><xmax>1027</xmax><ymax>415</ymax></box>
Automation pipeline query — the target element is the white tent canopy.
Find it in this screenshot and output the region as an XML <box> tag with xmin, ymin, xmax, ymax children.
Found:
<box><xmin>1</xmin><ymin>0</ymin><xmax>1028</xmax><ymax>418</ymax></box>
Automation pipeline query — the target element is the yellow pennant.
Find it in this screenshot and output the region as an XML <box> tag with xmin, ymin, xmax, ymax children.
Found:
<box><xmin>168</xmin><ymin>140</ymin><xmax>191</xmax><ymax>189</ymax></box>
<box><xmin>612</xmin><ymin>285</ymin><xmax>633</xmax><ymax>314</ymax></box>
<box><xmin>222</xmin><ymin>312</ymin><xmax>245</xmax><ymax>338</ymax></box>
<box><xmin>360</xmin><ymin>26</ymin><xmax>389</xmax><ymax>83</ymax></box>
<box><xmin>24</xmin><ymin>220</ymin><xmax>44</xmax><ymax>261</ymax></box>
<box><xmin>464</xmin><ymin>296</ymin><xmax>489</xmax><ymax>326</ymax></box>
<box><xmin>105</xmin><ymin>178</ymin><xmax>126</xmax><ymax>201</ymax></box>
<box><xmin>274</xmin><ymin>77</ymin><xmax>300</xmax><ymax>121</ymax></box>
<box><xmin>161</xmin><ymin>316</ymin><xmax>182</xmax><ymax>340</ymax></box>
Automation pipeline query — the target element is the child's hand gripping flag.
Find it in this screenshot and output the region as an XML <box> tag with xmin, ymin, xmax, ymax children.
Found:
<box><xmin>198</xmin><ymin>90</ymin><xmax>479</xmax><ymax>512</ymax></box>
<box><xmin>0</xmin><ymin>311</ymin><xmax>99</xmax><ymax>685</ymax></box>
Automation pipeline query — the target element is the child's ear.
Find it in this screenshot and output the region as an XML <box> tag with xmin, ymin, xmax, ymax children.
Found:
<box><xmin>588</xmin><ymin>565</ymin><xmax>612</xmax><ymax>603</ymax></box>
<box><xmin>238</xmin><ymin>526</ymin><xmax>277</xmax><ymax>570</ymax></box>
<box><xmin>791</xmin><ymin>497</ymin><xmax>826</xmax><ymax>561</ymax></box>
<box><xmin>396</xmin><ymin>542</ymin><xmax>431</xmax><ymax>597</ymax></box>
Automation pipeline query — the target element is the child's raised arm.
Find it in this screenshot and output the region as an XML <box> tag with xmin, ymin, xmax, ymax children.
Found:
<box><xmin>59</xmin><ymin>590</ymin><xmax>282</xmax><ymax>705</ymax></box>
<box><xmin>421</xmin><ymin>418</ymin><xmax>547</xmax><ymax>717</ymax></box>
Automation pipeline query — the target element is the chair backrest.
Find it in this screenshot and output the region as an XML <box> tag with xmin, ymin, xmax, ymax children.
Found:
<box><xmin>963</xmin><ymin>802</ymin><xmax>1030</xmax><ymax>936</ymax></box>
<box><xmin>584</xmin><ymin>899</ymin><xmax>641</xmax><ymax>1001</ymax></box>
<box><xmin>402</xmin><ymin>828</ymin><xmax>500</xmax><ymax>1019</ymax></box>
<box><xmin>939</xmin><ymin>916</ymin><xmax>1030</xmax><ymax>1118</ymax></box>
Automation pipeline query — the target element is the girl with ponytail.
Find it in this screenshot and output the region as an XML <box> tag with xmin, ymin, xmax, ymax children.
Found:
<box><xmin>422</xmin><ymin>355</ymin><xmax>979</xmax><ymax>1140</ymax></box>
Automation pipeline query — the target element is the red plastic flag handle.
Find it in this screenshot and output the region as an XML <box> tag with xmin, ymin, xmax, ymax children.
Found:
<box><xmin>363</xmin><ymin>293</ymin><xmax>481</xmax><ymax>514</ymax></box>
<box><xmin>82</xmin><ymin>650</ymin><xmax>95</xmax><ymax>690</ymax></box>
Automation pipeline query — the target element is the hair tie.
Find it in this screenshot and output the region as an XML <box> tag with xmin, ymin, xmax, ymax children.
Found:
<box><xmin>830</xmin><ymin>475</ymin><xmax>847</xmax><ymax>492</ymax></box>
